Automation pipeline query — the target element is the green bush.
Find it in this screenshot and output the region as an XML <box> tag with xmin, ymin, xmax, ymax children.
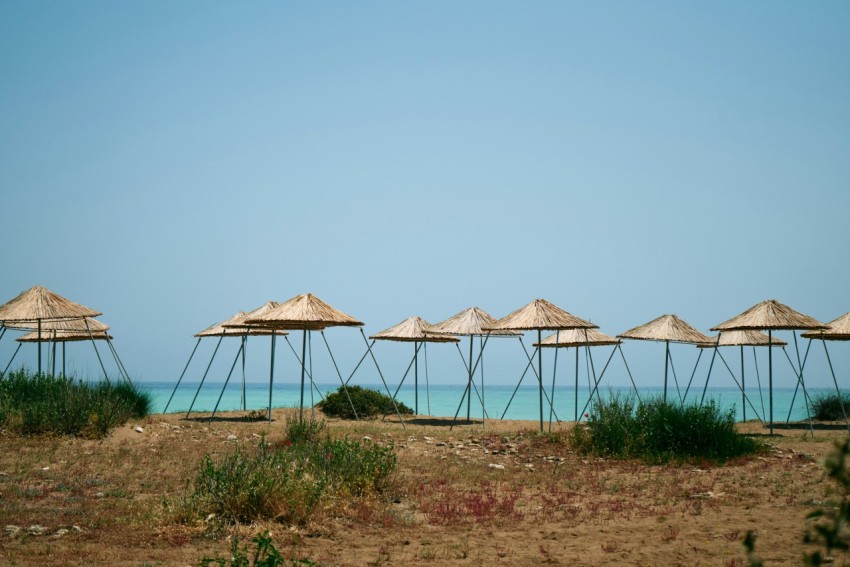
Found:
<box><xmin>316</xmin><ymin>385</ymin><xmax>413</xmax><ymax>419</ymax></box>
<box><xmin>182</xmin><ymin>419</ymin><xmax>397</xmax><ymax>526</ymax></box>
<box><xmin>811</xmin><ymin>393</ymin><xmax>850</xmax><ymax>421</ymax></box>
<box><xmin>571</xmin><ymin>395</ymin><xmax>762</xmax><ymax>463</ymax></box>
<box><xmin>0</xmin><ymin>369</ymin><xmax>151</xmax><ymax>438</ymax></box>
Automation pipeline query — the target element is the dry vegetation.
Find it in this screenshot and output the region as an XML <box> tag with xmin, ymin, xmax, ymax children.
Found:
<box><xmin>0</xmin><ymin>409</ymin><xmax>844</xmax><ymax>566</ymax></box>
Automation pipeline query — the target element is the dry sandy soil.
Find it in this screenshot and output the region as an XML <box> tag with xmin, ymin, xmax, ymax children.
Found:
<box><xmin>0</xmin><ymin>408</ymin><xmax>847</xmax><ymax>566</ymax></box>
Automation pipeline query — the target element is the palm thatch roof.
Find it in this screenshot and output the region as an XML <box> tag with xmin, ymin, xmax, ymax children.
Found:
<box><xmin>429</xmin><ymin>307</ymin><xmax>521</xmax><ymax>337</ymax></box>
<box><xmin>3</xmin><ymin>317</ymin><xmax>109</xmax><ymax>332</ymax></box>
<box><xmin>196</xmin><ymin>311</ymin><xmax>281</xmax><ymax>338</ymax></box>
<box><xmin>618</xmin><ymin>314</ymin><xmax>710</xmax><ymax>345</ymax></box>
<box><xmin>802</xmin><ymin>312</ymin><xmax>850</xmax><ymax>341</ymax></box>
<box><xmin>711</xmin><ymin>299</ymin><xmax>826</xmax><ymax>332</ymax></box>
<box><xmin>244</xmin><ymin>293</ymin><xmax>363</xmax><ymax>330</ymax></box>
<box><xmin>698</xmin><ymin>330</ymin><xmax>788</xmax><ymax>349</ymax></box>
<box><xmin>484</xmin><ymin>299</ymin><xmax>597</xmax><ymax>332</ymax></box>
<box><xmin>17</xmin><ymin>329</ymin><xmax>112</xmax><ymax>343</ymax></box>
<box><xmin>0</xmin><ymin>285</ymin><xmax>101</xmax><ymax>323</ymax></box>
<box><xmin>369</xmin><ymin>316</ymin><xmax>460</xmax><ymax>343</ymax></box>
<box><xmin>221</xmin><ymin>301</ymin><xmax>280</xmax><ymax>329</ymax></box>
<box><xmin>534</xmin><ymin>328</ymin><xmax>621</xmax><ymax>348</ymax></box>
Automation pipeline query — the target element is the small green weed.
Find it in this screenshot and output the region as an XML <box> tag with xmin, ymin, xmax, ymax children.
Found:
<box><xmin>199</xmin><ymin>530</ymin><xmax>315</xmax><ymax>566</ymax></box>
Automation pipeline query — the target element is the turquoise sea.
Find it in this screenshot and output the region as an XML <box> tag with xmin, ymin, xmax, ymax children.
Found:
<box><xmin>140</xmin><ymin>378</ymin><xmax>829</xmax><ymax>424</ymax></box>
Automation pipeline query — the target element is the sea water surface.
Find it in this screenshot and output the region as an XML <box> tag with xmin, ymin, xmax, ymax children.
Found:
<box><xmin>138</xmin><ymin>379</ymin><xmax>826</xmax><ymax>424</ymax></box>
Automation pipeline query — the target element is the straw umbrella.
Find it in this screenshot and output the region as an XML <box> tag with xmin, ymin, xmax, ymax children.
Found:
<box><xmin>484</xmin><ymin>299</ymin><xmax>597</xmax><ymax>431</ymax></box>
<box><xmin>369</xmin><ymin>316</ymin><xmax>459</xmax><ymax>414</ymax></box>
<box><xmin>244</xmin><ymin>293</ymin><xmax>368</xmax><ymax>422</ymax></box>
<box><xmin>166</xmin><ymin>306</ymin><xmax>285</xmax><ymax>415</ymax></box>
<box><xmin>617</xmin><ymin>314</ymin><xmax>711</xmax><ymax>403</ymax></box>
<box><xmin>534</xmin><ymin>328</ymin><xmax>622</xmax><ymax>423</ymax></box>
<box><xmin>429</xmin><ymin>307</ymin><xmax>521</xmax><ymax>427</ymax></box>
<box><xmin>802</xmin><ymin>311</ymin><xmax>850</xmax><ymax>429</ymax></box>
<box><xmin>12</xmin><ymin>322</ymin><xmax>123</xmax><ymax>382</ymax></box>
<box><xmin>712</xmin><ymin>299</ymin><xmax>827</xmax><ymax>434</ymax></box>
<box><xmin>695</xmin><ymin>330</ymin><xmax>787</xmax><ymax>422</ymax></box>
<box><xmin>0</xmin><ymin>286</ymin><xmax>101</xmax><ymax>374</ymax></box>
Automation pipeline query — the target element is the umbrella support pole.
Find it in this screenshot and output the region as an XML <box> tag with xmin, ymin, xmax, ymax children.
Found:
<box><xmin>62</xmin><ymin>343</ymin><xmax>65</xmax><ymax>378</ymax></box>
<box><xmin>283</xmin><ymin>336</ymin><xmax>324</xmax><ymax>402</ymax></box>
<box><xmin>467</xmin><ymin>337</ymin><xmax>473</xmax><ymax>421</ymax></box>
<box><xmin>449</xmin><ymin>377</ymin><xmax>472</xmax><ymax>430</ymax></box>
<box><xmin>105</xmin><ymin>338</ymin><xmax>133</xmax><ymax>387</ymax></box>
<box><xmin>781</xmin><ymin>345</ymin><xmax>815</xmax><ymax>437</ymax></box>
<box><xmin>241</xmin><ymin>337</ymin><xmax>247</xmax><ymax>411</ymax></box>
<box><xmin>414</xmin><ymin>342</ymin><xmax>418</xmax><ymax>415</ymax></box>
<box><xmin>698</xmin><ymin>346</ymin><xmax>720</xmax><ymax>407</ymax></box>
<box><xmin>344</xmin><ymin>340</ymin><xmax>374</xmax><ymax>386</ymax></box>
<box><xmin>388</xmin><ymin>342</ymin><xmax>420</xmax><ymax>401</ymax></box>
<box><xmin>712</xmin><ymin>350</ymin><xmax>766</xmax><ymax>427</ymax></box>
<box><xmin>820</xmin><ymin>340</ymin><xmax>850</xmax><ymax>433</ymax></box>
<box><xmin>548</xmin><ymin>331</ymin><xmax>561</xmax><ymax>431</ymax></box>
<box><xmin>741</xmin><ymin>346</ymin><xmax>746</xmax><ymax>422</ymax></box>
<box><xmin>499</xmin><ymin>337</ymin><xmax>543</xmax><ymax>419</ymax></box>
<box><xmin>667</xmin><ymin>350</ymin><xmax>684</xmax><ymax>405</ymax></box>
<box><xmin>320</xmin><ymin>331</ymin><xmax>359</xmax><ymax>420</ymax></box>
<box><xmin>480</xmin><ymin>336</ymin><xmax>486</xmax><ymax>430</ymax></box>
<box><xmin>83</xmin><ymin>320</ymin><xmax>110</xmax><ymax>385</ymax></box>
<box><xmin>574</xmin><ymin>348</ymin><xmax>579</xmax><ymax>421</ymax></box>
<box><xmin>210</xmin><ymin>340</ymin><xmax>246</xmax><ymax>420</ymax></box>
<box><xmin>753</xmin><ymin>348</ymin><xmax>767</xmax><ymax>422</ymax></box>
<box><xmin>768</xmin><ymin>332</ymin><xmax>774</xmax><ymax>435</ymax></box>
<box><xmin>359</xmin><ymin>329</ymin><xmax>405</xmax><ymax>428</ymax></box>
<box><xmin>268</xmin><ymin>332</ymin><xmax>276</xmax><ymax>423</ymax></box>
<box><xmin>299</xmin><ymin>330</ymin><xmax>308</xmax><ymax>422</ymax></box>
<box><xmin>577</xmin><ymin>345</ymin><xmax>619</xmax><ymax>421</ymax></box>
<box><xmin>424</xmin><ymin>342</ymin><xmax>431</xmax><ymax>415</ymax></box>
<box><xmin>4</xmin><ymin>343</ymin><xmax>22</xmax><ymax>375</ymax></box>
<box><xmin>187</xmin><ymin>336</ymin><xmax>224</xmax><ymax>418</ymax></box>
<box><xmin>164</xmin><ymin>338</ymin><xmax>201</xmax><ymax>413</ymax></box>
<box><xmin>663</xmin><ymin>341</ymin><xmax>669</xmax><ymax>403</ymax></box>
<box><xmin>784</xmin><ymin>339</ymin><xmax>813</xmax><ymax>424</ymax></box>
<box><xmin>683</xmin><ymin>349</ymin><xmax>705</xmax><ymax>402</ymax></box>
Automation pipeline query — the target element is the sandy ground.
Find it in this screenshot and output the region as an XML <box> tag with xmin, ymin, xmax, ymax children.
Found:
<box><xmin>1</xmin><ymin>409</ymin><xmax>847</xmax><ymax>566</ymax></box>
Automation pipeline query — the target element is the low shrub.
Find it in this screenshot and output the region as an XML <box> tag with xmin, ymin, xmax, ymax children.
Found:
<box><xmin>811</xmin><ymin>393</ymin><xmax>850</xmax><ymax>421</ymax></box>
<box><xmin>0</xmin><ymin>369</ymin><xmax>151</xmax><ymax>438</ymax></box>
<box><xmin>182</xmin><ymin>419</ymin><xmax>397</xmax><ymax>526</ymax></box>
<box><xmin>316</xmin><ymin>385</ymin><xmax>413</xmax><ymax>419</ymax></box>
<box><xmin>571</xmin><ymin>395</ymin><xmax>762</xmax><ymax>463</ymax></box>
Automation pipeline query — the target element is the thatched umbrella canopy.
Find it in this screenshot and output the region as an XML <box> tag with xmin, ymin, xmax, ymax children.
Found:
<box><xmin>4</xmin><ymin>317</ymin><xmax>110</xmax><ymax>332</ymax></box>
<box><xmin>534</xmin><ymin>328</ymin><xmax>622</xmax><ymax>422</ymax></box>
<box><xmin>244</xmin><ymin>293</ymin><xmax>366</xmax><ymax>422</ymax></box>
<box><xmin>618</xmin><ymin>314</ymin><xmax>710</xmax><ymax>403</ymax></box>
<box><xmin>0</xmin><ymin>286</ymin><xmax>102</xmax><ymax>374</ymax></box>
<box><xmin>0</xmin><ymin>285</ymin><xmax>101</xmax><ymax>323</ymax></box>
<box><xmin>167</xmin><ymin>306</ymin><xmax>287</xmax><ymax>416</ymax></box>
<box><xmin>369</xmin><ymin>316</ymin><xmax>458</xmax><ymax>415</ymax></box>
<box><xmin>428</xmin><ymin>307</ymin><xmax>520</xmax><ymax>425</ymax></box>
<box><xmin>17</xmin><ymin>329</ymin><xmax>112</xmax><ymax>342</ymax></box>
<box><xmin>619</xmin><ymin>314</ymin><xmax>711</xmax><ymax>344</ymax></box>
<box><xmin>196</xmin><ymin>311</ymin><xmax>279</xmax><ymax>338</ymax></box>
<box><xmin>801</xmin><ymin>312</ymin><xmax>850</xmax><ymax>432</ymax></box>
<box><xmin>712</xmin><ymin>299</ymin><xmax>826</xmax><ymax>332</ymax></box>
<box><xmin>802</xmin><ymin>312</ymin><xmax>850</xmax><ymax>341</ymax></box>
<box><xmin>711</xmin><ymin>299</ymin><xmax>826</xmax><ymax>434</ymax></box>
<box><xmin>696</xmin><ymin>330</ymin><xmax>787</xmax><ymax>423</ymax></box>
<box><xmin>485</xmin><ymin>299</ymin><xmax>597</xmax><ymax>431</ymax></box>
<box><xmin>535</xmin><ymin>328</ymin><xmax>621</xmax><ymax>348</ymax></box>
<box><xmin>369</xmin><ymin>316</ymin><xmax>459</xmax><ymax>343</ymax></box>
<box><xmin>698</xmin><ymin>330</ymin><xmax>787</xmax><ymax>348</ymax></box>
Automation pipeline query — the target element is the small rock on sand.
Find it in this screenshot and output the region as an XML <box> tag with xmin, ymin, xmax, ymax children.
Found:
<box><xmin>133</xmin><ymin>426</ymin><xmax>144</xmax><ymax>433</ymax></box>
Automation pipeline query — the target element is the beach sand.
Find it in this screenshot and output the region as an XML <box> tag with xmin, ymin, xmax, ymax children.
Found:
<box><xmin>0</xmin><ymin>408</ymin><xmax>843</xmax><ymax>565</ymax></box>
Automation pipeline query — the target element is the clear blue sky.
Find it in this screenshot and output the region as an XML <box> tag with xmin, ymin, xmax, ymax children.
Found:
<box><xmin>1</xmin><ymin>2</ymin><xmax>848</xmax><ymax>391</ymax></box>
